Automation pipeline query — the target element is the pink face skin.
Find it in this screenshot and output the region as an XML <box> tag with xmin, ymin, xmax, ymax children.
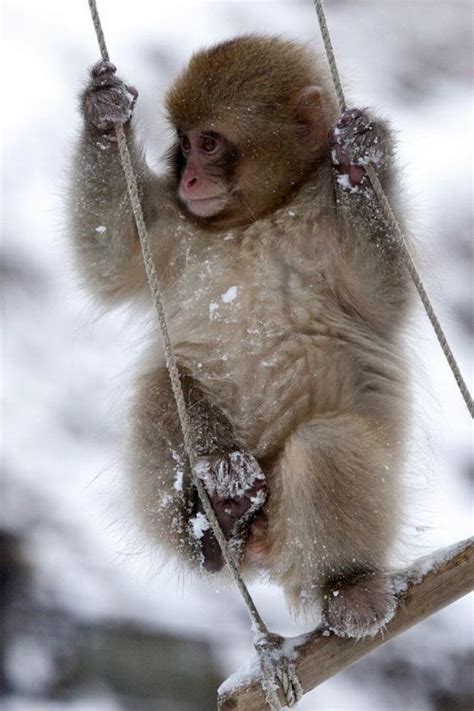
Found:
<box><xmin>178</xmin><ymin>130</ymin><xmax>231</xmax><ymax>218</ymax></box>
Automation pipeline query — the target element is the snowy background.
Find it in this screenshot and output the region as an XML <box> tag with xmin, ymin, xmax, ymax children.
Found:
<box><xmin>1</xmin><ymin>1</ymin><xmax>473</xmax><ymax>709</ymax></box>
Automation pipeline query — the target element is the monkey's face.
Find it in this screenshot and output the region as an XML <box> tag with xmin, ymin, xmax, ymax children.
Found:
<box><xmin>172</xmin><ymin>118</ymin><xmax>323</xmax><ymax>230</ymax></box>
<box><xmin>175</xmin><ymin>128</ymin><xmax>239</xmax><ymax>222</ymax></box>
<box><xmin>173</xmin><ymin>126</ymin><xmax>285</xmax><ymax>228</ymax></box>
<box><xmin>166</xmin><ymin>36</ymin><xmax>335</xmax><ymax>228</ymax></box>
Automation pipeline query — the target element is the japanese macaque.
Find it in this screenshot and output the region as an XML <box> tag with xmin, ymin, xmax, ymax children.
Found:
<box><xmin>70</xmin><ymin>36</ymin><xmax>411</xmax><ymax>639</ymax></box>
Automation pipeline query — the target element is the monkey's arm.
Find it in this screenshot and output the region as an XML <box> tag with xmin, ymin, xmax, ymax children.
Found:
<box><xmin>69</xmin><ymin>132</ymin><xmax>151</xmax><ymax>302</ymax></box>
<box><xmin>68</xmin><ymin>61</ymin><xmax>164</xmax><ymax>302</ymax></box>
<box><xmin>329</xmin><ymin>109</ymin><xmax>406</xmax><ymax>265</ymax></box>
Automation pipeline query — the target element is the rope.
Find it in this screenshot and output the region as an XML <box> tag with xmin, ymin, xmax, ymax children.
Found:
<box><xmin>365</xmin><ymin>164</ymin><xmax>474</xmax><ymax>415</ymax></box>
<box><xmin>312</xmin><ymin>0</ymin><xmax>346</xmax><ymax>112</ymax></box>
<box><xmin>313</xmin><ymin>0</ymin><xmax>473</xmax><ymax>418</ymax></box>
<box><xmin>279</xmin><ymin>663</ymin><xmax>304</xmax><ymax>707</ymax></box>
<box><xmin>86</xmin><ymin>1</ymin><xmax>302</xmax><ymax>707</ymax></box>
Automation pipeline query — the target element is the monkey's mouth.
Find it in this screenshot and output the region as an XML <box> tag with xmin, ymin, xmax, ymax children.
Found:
<box><xmin>183</xmin><ymin>195</ymin><xmax>229</xmax><ymax>218</ymax></box>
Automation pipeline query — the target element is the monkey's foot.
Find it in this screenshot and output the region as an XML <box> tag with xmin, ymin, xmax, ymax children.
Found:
<box><xmin>329</xmin><ymin>108</ymin><xmax>384</xmax><ymax>189</ymax></box>
<box><xmin>322</xmin><ymin>570</ymin><xmax>396</xmax><ymax>639</ymax></box>
<box><xmin>195</xmin><ymin>451</ymin><xmax>266</xmax><ymax>504</ymax></box>
<box><xmin>82</xmin><ymin>60</ymin><xmax>138</xmax><ymax>133</ymax></box>
<box><xmin>193</xmin><ymin>452</ymin><xmax>267</xmax><ymax>572</ymax></box>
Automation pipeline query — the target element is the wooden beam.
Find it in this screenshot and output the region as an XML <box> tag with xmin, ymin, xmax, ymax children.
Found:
<box><xmin>217</xmin><ymin>537</ymin><xmax>474</xmax><ymax>710</ymax></box>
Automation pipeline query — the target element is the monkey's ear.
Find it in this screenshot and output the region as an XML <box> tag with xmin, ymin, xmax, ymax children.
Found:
<box><xmin>294</xmin><ymin>86</ymin><xmax>326</xmax><ymax>144</ymax></box>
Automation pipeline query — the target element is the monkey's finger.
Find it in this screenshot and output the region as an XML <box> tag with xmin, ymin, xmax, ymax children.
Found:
<box><xmin>91</xmin><ymin>60</ymin><xmax>117</xmax><ymax>77</ymax></box>
<box><xmin>201</xmin><ymin>529</ymin><xmax>225</xmax><ymax>573</ymax></box>
<box><xmin>224</xmin><ymin>497</ymin><xmax>251</xmax><ymax>518</ymax></box>
<box><xmin>331</xmin><ymin>143</ymin><xmax>351</xmax><ymax>169</ymax></box>
<box><xmin>328</xmin><ymin>126</ymin><xmax>340</xmax><ymax>147</ymax></box>
<box><xmin>347</xmin><ymin>164</ymin><xmax>366</xmax><ymax>187</ymax></box>
<box><xmin>125</xmin><ymin>84</ymin><xmax>139</xmax><ymax>109</ymax></box>
<box><xmin>126</xmin><ymin>84</ymin><xmax>139</xmax><ymax>101</ymax></box>
<box><xmin>86</xmin><ymin>88</ymin><xmax>136</xmax><ymax>130</ymax></box>
<box><xmin>90</xmin><ymin>62</ymin><xmax>123</xmax><ymax>90</ymax></box>
<box><xmin>194</xmin><ymin>456</ymin><xmax>230</xmax><ymax>498</ymax></box>
<box><xmin>336</xmin><ymin>108</ymin><xmax>364</xmax><ymax>129</ymax></box>
<box><xmin>228</xmin><ymin>451</ymin><xmax>266</xmax><ymax>487</ymax></box>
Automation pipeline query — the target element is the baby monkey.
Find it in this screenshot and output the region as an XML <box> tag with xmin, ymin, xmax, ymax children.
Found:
<box><xmin>70</xmin><ymin>36</ymin><xmax>411</xmax><ymax>639</ymax></box>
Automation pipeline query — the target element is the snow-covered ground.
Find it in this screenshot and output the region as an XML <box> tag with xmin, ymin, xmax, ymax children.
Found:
<box><xmin>2</xmin><ymin>1</ymin><xmax>472</xmax><ymax>709</ymax></box>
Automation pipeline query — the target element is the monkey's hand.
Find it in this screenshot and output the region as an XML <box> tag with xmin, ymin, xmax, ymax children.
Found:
<box><xmin>192</xmin><ymin>452</ymin><xmax>267</xmax><ymax>572</ymax></box>
<box><xmin>329</xmin><ymin>109</ymin><xmax>386</xmax><ymax>190</ymax></box>
<box><xmin>81</xmin><ymin>60</ymin><xmax>138</xmax><ymax>133</ymax></box>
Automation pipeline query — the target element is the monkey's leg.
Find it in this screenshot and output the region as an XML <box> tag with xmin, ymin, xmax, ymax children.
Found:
<box><xmin>128</xmin><ymin>366</ymin><xmax>266</xmax><ymax>571</ymax></box>
<box><xmin>267</xmin><ymin>412</ymin><xmax>402</xmax><ymax>638</ymax></box>
<box><xmin>127</xmin><ymin>366</ymin><xmax>200</xmax><ymax>565</ymax></box>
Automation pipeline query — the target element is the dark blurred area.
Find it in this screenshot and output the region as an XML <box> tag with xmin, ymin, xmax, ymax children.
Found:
<box><xmin>0</xmin><ymin>529</ymin><xmax>220</xmax><ymax>709</ymax></box>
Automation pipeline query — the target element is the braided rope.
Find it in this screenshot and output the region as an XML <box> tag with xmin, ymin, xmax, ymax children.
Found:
<box><xmin>366</xmin><ymin>164</ymin><xmax>474</xmax><ymax>415</ymax></box>
<box><xmin>279</xmin><ymin>663</ymin><xmax>304</xmax><ymax>706</ymax></box>
<box><xmin>312</xmin><ymin>0</ymin><xmax>346</xmax><ymax>112</ymax></box>
<box><xmin>85</xmin><ymin>1</ymin><xmax>303</xmax><ymax>707</ymax></box>
<box><xmin>313</xmin><ymin>0</ymin><xmax>473</xmax><ymax>418</ymax></box>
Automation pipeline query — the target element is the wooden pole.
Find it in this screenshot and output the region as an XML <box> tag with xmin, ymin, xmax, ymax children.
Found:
<box><xmin>217</xmin><ymin>537</ymin><xmax>474</xmax><ymax>710</ymax></box>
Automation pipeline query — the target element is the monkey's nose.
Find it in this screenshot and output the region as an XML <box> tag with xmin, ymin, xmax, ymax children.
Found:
<box><xmin>186</xmin><ymin>176</ymin><xmax>198</xmax><ymax>189</ymax></box>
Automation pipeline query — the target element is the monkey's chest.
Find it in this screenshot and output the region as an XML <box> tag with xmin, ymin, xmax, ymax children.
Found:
<box><xmin>167</xmin><ymin>259</ymin><xmax>279</xmax><ymax>368</ymax></box>
<box><xmin>165</xmin><ymin>252</ymin><xmax>329</xmax><ymax>443</ymax></box>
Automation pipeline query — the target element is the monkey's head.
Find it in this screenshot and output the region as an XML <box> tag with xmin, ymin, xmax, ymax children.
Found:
<box><xmin>166</xmin><ymin>35</ymin><xmax>335</xmax><ymax>228</ymax></box>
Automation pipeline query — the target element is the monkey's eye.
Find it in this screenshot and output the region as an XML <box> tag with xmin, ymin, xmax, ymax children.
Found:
<box><xmin>200</xmin><ymin>133</ymin><xmax>219</xmax><ymax>154</ymax></box>
<box><xmin>180</xmin><ymin>134</ymin><xmax>191</xmax><ymax>154</ymax></box>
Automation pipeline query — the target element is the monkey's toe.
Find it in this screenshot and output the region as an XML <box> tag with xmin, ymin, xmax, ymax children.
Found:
<box><xmin>201</xmin><ymin>529</ymin><xmax>225</xmax><ymax>573</ymax></box>
<box><xmin>194</xmin><ymin>451</ymin><xmax>266</xmax><ymax>501</ymax></box>
<box><xmin>322</xmin><ymin>571</ymin><xmax>396</xmax><ymax>640</ymax></box>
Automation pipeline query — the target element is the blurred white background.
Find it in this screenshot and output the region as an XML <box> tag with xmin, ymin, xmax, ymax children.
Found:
<box><xmin>1</xmin><ymin>1</ymin><xmax>473</xmax><ymax>709</ymax></box>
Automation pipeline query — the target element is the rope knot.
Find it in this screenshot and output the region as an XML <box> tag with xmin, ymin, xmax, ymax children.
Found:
<box><xmin>255</xmin><ymin>633</ymin><xmax>304</xmax><ymax>709</ymax></box>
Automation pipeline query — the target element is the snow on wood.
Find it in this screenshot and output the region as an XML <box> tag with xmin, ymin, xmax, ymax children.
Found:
<box><xmin>217</xmin><ymin>537</ymin><xmax>474</xmax><ymax>710</ymax></box>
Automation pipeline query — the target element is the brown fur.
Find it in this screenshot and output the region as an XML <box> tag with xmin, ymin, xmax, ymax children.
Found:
<box><xmin>69</xmin><ymin>36</ymin><xmax>412</xmax><ymax>636</ymax></box>
<box><xmin>166</xmin><ymin>36</ymin><xmax>336</xmax><ymax>224</ymax></box>
<box><xmin>166</xmin><ymin>36</ymin><xmax>328</xmax><ymax>133</ymax></box>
